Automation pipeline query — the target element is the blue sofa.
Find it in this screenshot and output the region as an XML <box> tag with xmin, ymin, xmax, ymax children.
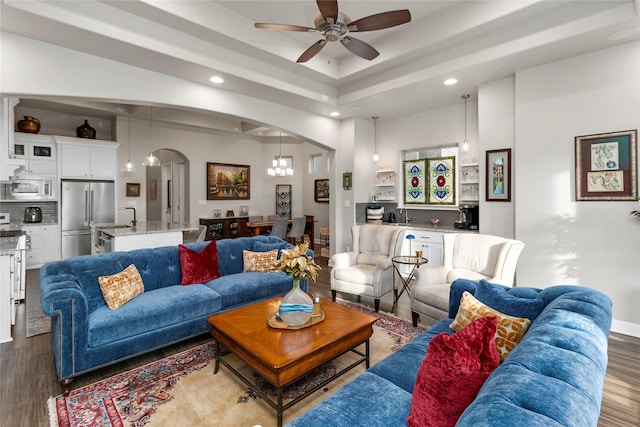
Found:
<box><xmin>287</xmin><ymin>280</ymin><xmax>612</xmax><ymax>427</ymax></box>
<box><xmin>40</xmin><ymin>236</ymin><xmax>300</xmax><ymax>389</ymax></box>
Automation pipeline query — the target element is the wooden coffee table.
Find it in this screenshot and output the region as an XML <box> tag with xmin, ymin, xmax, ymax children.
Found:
<box><xmin>207</xmin><ymin>297</ymin><xmax>377</xmax><ymax>427</ymax></box>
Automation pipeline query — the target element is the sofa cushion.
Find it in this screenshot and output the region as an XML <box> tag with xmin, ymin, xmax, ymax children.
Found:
<box><xmin>98</xmin><ymin>264</ymin><xmax>144</xmax><ymax>310</ymax></box>
<box><xmin>450</xmin><ymin>234</ymin><xmax>507</xmax><ymax>276</ymax></box>
<box><xmin>333</xmin><ymin>264</ymin><xmax>375</xmax><ymax>286</ymax></box>
<box><xmin>407</xmin><ymin>316</ymin><xmax>500</xmax><ymax>427</ymax></box>
<box><xmin>88</xmin><ymin>284</ymin><xmax>221</xmax><ymax>347</ymax></box>
<box><xmin>475</xmin><ymin>279</ymin><xmax>545</xmax><ymax>322</ymax></box>
<box><xmin>76</xmin><ymin>260</ymin><xmax>124</xmax><ymax>312</ymax></box>
<box><xmin>179</xmin><ymin>241</ymin><xmax>221</xmax><ymax>285</ymax></box>
<box><xmin>451</xmin><ymin>291</ymin><xmax>530</xmax><ymax>361</ymax></box>
<box><xmin>286</xmin><ymin>371</ymin><xmax>413</xmax><ymax>427</ymax></box>
<box><xmin>204</xmin><ymin>271</ymin><xmax>293</xmax><ymax>309</ymax></box>
<box><xmin>243</xmin><ymin>249</ymin><xmax>278</xmax><ymax>272</ymax></box>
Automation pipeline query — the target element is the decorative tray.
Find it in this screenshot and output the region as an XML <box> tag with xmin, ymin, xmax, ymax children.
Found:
<box><xmin>267</xmin><ymin>308</ymin><xmax>326</xmax><ymax>330</ymax></box>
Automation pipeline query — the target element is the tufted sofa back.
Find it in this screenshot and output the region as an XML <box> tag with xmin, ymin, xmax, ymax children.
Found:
<box><xmin>49</xmin><ymin>235</ymin><xmax>289</xmax><ymax>313</ymax></box>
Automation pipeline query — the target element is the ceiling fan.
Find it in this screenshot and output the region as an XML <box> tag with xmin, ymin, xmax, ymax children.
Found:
<box><xmin>254</xmin><ymin>0</ymin><xmax>411</xmax><ymax>63</ymax></box>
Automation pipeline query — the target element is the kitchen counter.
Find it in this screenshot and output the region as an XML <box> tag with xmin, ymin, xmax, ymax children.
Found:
<box><xmin>360</xmin><ymin>222</ymin><xmax>479</xmax><ymax>233</ymax></box>
<box><xmin>0</xmin><ymin>226</ymin><xmax>26</xmax><ymax>256</ymax></box>
<box><xmin>92</xmin><ymin>222</ymin><xmax>198</xmax><ymax>254</ymax></box>
<box><xmin>94</xmin><ymin>221</ymin><xmax>198</xmax><ymax>237</ymax></box>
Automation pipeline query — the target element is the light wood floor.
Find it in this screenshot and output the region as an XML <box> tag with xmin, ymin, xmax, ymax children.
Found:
<box><xmin>0</xmin><ymin>257</ymin><xmax>638</xmax><ymax>427</ymax></box>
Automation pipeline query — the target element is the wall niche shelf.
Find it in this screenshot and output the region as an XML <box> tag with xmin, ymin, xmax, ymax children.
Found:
<box><xmin>375</xmin><ymin>168</ymin><xmax>396</xmax><ymax>201</ymax></box>
<box><xmin>460</xmin><ymin>163</ymin><xmax>479</xmax><ymax>203</ymax></box>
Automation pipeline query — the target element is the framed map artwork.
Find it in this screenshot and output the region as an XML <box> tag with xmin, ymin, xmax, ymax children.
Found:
<box><xmin>575</xmin><ymin>130</ymin><xmax>637</xmax><ymax>201</ymax></box>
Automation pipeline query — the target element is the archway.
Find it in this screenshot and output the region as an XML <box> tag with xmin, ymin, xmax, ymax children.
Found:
<box><xmin>146</xmin><ymin>148</ymin><xmax>190</xmax><ymax>225</ymax></box>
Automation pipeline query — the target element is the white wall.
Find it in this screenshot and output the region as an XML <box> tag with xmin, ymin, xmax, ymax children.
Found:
<box><xmin>515</xmin><ymin>41</ymin><xmax>640</xmax><ymax>336</ymax></box>
<box><xmin>478</xmin><ymin>77</ymin><xmax>516</xmax><ymax>238</ymax></box>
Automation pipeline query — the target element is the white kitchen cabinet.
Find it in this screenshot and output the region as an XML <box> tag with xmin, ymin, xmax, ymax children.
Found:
<box><xmin>23</xmin><ymin>224</ymin><xmax>60</xmax><ymax>269</ymax></box>
<box><xmin>13</xmin><ymin>134</ymin><xmax>57</xmax><ymax>176</ymax></box>
<box><xmin>0</xmin><ymin>235</ymin><xmax>25</xmax><ymax>343</ymax></box>
<box><xmin>401</xmin><ymin>229</ymin><xmax>443</xmax><ymax>268</ymax></box>
<box><xmin>56</xmin><ymin>137</ymin><xmax>119</xmax><ymax>180</ymax></box>
<box><xmin>0</xmin><ymin>96</ymin><xmax>25</xmax><ymax>181</ymax></box>
<box><xmin>460</xmin><ymin>163</ymin><xmax>480</xmax><ymax>204</ymax></box>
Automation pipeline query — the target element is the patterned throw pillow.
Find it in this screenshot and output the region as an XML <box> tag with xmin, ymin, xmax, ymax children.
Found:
<box><xmin>450</xmin><ymin>291</ymin><xmax>531</xmax><ymax>360</ymax></box>
<box><xmin>98</xmin><ymin>264</ymin><xmax>144</xmax><ymax>310</ymax></box>
<box><xmin>243</xmin><ymin>249</ymin><xmax>278</xmax><ymax>272</ymax></box>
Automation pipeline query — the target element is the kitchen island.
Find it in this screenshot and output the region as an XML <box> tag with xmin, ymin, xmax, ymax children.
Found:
<box><xmin>92</xmin><ymin>222</ymin><xmax>199</xmax><ymax>254</ymax></box>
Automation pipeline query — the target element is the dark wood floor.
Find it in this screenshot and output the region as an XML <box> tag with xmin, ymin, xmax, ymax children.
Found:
<box><xmin>0</xmin><ymin>257</ymin><xmax>638</xmax><ymax>426</ymax></box>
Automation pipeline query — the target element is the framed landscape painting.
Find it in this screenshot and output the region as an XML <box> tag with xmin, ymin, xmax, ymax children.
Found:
<box><xmin>486</xmin><ymin>149</ymin><xmax>511</xmax><ymax>202</ymax></box>
<box><xmin>207</xmin><ymin>162</ymin><xmax>250</xmax><ymax>200</ymax></box>
<box><xmin>575</xmin><ymin>130</ymin><xmax>637</xmax><ymax>201</ymax></box>
<box><xmin>314</xmin><ymin>179</ymin><xmax>329</xmax><ymax>202</ymax></box>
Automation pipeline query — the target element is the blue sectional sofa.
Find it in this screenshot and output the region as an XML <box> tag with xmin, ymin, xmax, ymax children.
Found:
<box><xmin>287</xmin><ymin>280</ymin><xmax>612</xmax><ymax>427</ymax></box>
<box><xmin>40</xmin><ymin>236</ymin><xmax>299</xmax><ymax>389</ymax></box>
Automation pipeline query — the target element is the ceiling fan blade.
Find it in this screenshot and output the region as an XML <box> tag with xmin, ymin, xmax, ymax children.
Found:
<box><xmin>255</xmin><ymin>23</ymin><xmax>317</xmax><ymax>32</ymax></box>
<box><xmin>348</xmin><ymin>9</ymin><xmax>411</xmax><ymax>32</ymax></box>
<box><xmin>316</xmin><ymin>0</ymin><xmax>339</xmax><ymax>24</ymax></box>
<box><xmin>340</xmin><ymin>36</ymin><xmax>379</xmax><ymax>60</ymax></box>
<box><xmin>297</xmin><ymin>40</ymin><xmax>327</xmax><ymax>63</ymax></box>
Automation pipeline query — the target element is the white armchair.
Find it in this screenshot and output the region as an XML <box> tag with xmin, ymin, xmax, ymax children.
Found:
<box><xmin>410</xmin><ymin>233</ymin><xmax>524</xmax><ymax>326</ymax></box>
<box><xmin>331</xmin><ymin>224</ymin><xmax>405</xmax><ymax>312</ymax></box>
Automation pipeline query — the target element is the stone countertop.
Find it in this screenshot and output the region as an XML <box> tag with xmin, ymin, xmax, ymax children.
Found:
<box><xmin>359</xmin><ymin>222</ymin><xmax>479</xmax><ymax>233</ymax></box>
<box><xmin>0</xmin><ymin>230</ymin><xmax>25</xmax><ymax>256</ymax></box>
<box><xmin>93</xmin><ymin>221</ymin><xmax>199</xmax><ymax>237</ymax></box>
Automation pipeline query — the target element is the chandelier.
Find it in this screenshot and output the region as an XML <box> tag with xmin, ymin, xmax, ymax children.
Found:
<box><xmin>267</xmin><ymin>132</ymin><xmax>293</xmax><ymax>177</ymax></box>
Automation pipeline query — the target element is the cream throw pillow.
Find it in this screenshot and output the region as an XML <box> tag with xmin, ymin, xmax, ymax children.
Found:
<box><xmin>450</xmin><ymin>291</ymin><xmax>531</xmax><ymax>361</ymax></box>
<box><xmin>98</xmin><ymin>264</ymin><xmax>144</xmax><ymax>310</ymax></box>
<box><xmin>243</xmin><ymin>249</ymin><xmax>278</xmax><ymax>273</ymax></box>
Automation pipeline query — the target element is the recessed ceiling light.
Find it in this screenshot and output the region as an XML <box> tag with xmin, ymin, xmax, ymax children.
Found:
<box><xmin>330</xmin><ymin>111</ymin><xmax>340</xmax><ymax>117</ymax></box>
<box><xmin>606</xmin><ymin>27</ymin><xmax>640</xmax><ymax>41</ymax></box>
<box><xmin>209</xmin><ymin>76</ymin><xmax>224</xmax><ymax>84</ymax></box>
<box><xmin>443</xmin><ymin>78</ymin><xmax>458</xmax><ymax>86</ymax></box>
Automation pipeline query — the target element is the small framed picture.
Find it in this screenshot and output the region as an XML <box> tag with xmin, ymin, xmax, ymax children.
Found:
<box><xmin>342</xmin><ymin>172</ymin><xmax>352</xmax><ymax>190</ymax></box>
<box><xmin>126</xmin><ymin>183</ymin><xmax>140</xmax><ymax>197</ymax></box>
<box><xmin>314</xmin><ymin>179</ymin><xmax>329</xmax><ymax>203</ymax></box>
<box><xmin>486</xmin><ymin>149</ymin><xmax>511</xmax><ymax>202</ymax></box>
<box><xmin>575</xmin><ymin>129</ymin><xmax>637</xmax><ymax>201</ymax></box>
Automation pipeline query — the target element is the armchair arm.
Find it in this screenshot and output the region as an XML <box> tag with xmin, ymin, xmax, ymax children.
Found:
<box><xmin>371</xmin><ymin>258</ymin><xmax>395</xmax><ymax>297</ymax></box>
<box><xmin>331</xmin><ymin>251</ymin><xmax>358</xmax><ymax>269</ymax></box>
<box><xmin>413</xmin><ymin>266</ymin><xmax>449</xmax><ymax>286</ymax></box>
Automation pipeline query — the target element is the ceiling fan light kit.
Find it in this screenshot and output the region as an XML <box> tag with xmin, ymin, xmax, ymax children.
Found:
<box><xmin>255</xmin><ymin>0</ymin><xmax>411</xmax><ymax>63</ymax></box>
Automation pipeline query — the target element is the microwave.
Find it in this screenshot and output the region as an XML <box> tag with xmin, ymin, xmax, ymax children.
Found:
<box><xmin>0</xmin><ymin>179</ymin><xmax>55</xmax><ymax>201</ymax></box>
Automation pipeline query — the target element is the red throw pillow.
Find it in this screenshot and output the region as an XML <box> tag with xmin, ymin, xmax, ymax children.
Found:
<box><xmin>179</xmin><ymin>242</ymin><xmax>221</xmax><ymax>285</ymax></box>
<box><xmin>406</xmin><ymin>316</ymin><xmax>500</xmax><ymax>427</ymax></box>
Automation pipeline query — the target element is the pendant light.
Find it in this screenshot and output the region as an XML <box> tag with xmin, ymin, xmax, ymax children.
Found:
<box><xmin>461</xmin><ymin>94</ymin><xmax>470</xmax><ymax>152</ymax></box>
<box><xmin>372</xmin><ymin>116</ymin><xmax>379</xmax><ymax>162</ymax></box>
<box><xmin>122</xmin><ymin>115</ymin><xmax>136</xmax><ymax>172</ymax></box>
<box><xmin>142</xmin><ymin>106</ymin><xmax>160</xmax><ymax>167</ymax></box>
<box><xmin>267</xmin><ymin>132</ymin><xmax>293</xmax><ymax>177</ymax></box>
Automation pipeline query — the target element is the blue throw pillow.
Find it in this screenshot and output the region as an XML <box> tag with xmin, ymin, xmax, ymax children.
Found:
<box><xmin>253</xmin><ymin>240</ymin><xmax>293</xmax><ymax>258</ymax></box>
<box><xmin>474</xmin><ymin>279</ymin><xmax>545</xmax><ymax>322</ymax></box>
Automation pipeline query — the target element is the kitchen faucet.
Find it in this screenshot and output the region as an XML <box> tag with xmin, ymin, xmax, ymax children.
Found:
<box><xmin>125</xmin><ymin>207</ymin><xmax>137</xmax><ymax>226</ymax></box>
<box><xmin>398</xmin><ymin>208</ymin><xmax>411</xmax><ymax>224</ymax></box>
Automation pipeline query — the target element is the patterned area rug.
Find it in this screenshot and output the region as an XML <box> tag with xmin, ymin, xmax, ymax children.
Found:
<box><xmin>48</xmin><ymin>301</ymin><xmax>424</xmax><ymax>427</ymax></box>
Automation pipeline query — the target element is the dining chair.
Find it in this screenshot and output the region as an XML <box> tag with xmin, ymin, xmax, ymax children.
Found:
<box><xmin>267</xmin><ymin>214</ymin><xmax>281</xmax><ymax>220</ymax></box>
<box><xmin>237</xmin><ymin>219</ymin><xmax>249</xmax><ymax>237</ymax></box>
<box><xmin>248</xmin><ymin>215</ymin><xmax>263</xmax><ymax>222</ymax></box>
<box><xmin>286</xmin><ymin>216</ymin><xmax>307</xmax><ymax>245</ymax></box>
<box><xmin>183</xmin><ymin>225</ymin><xmax>207</xmax><ymax>243</ymax></box>
<box><xmin>269</xmin><ymin>218</ymin><xmax>289</xmax><ymax>240</ymax></box>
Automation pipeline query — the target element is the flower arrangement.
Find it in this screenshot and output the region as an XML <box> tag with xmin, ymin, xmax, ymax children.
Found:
<box><xmin>273</xmin><ymin>242</ymin><xmax>321</xmax><ymax>281</ymax></box>
<box><xmin>430</xmin><ymin>218</ymin><xmax>440</xmax><ymax>225</ymax></box>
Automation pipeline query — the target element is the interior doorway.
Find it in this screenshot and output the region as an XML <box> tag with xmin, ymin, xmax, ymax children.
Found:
<box><xmin>145</xmin><ymin>149</ymin><xmax>190</xmax><ymax>225</ymax></box>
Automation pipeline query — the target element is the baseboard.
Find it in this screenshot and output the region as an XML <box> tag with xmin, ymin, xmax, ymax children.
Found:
<box><xmin>611</xmin><ymin>319</ymin><xmax>640</xmax><ymax>338</ymax></box>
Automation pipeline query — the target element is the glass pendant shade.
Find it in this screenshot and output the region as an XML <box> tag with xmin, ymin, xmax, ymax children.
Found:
<box><xmin>121</xmin><ymin>116</ymin><xmax>136</xmax><ymax>172</ymax></box>
<box><xmin>372</xmin><ymin>116</ymin><xmax>379</xmax><ymax>162</ymax></box>
<box><xmin>462</xmin><ymin>94</ymin><xmax>470</xmax><ymax>152</ymax></box>
<box><xmin>142</xmin><ymin>152</ymin><xmax>160</xmax><ymax>167</ymax></box>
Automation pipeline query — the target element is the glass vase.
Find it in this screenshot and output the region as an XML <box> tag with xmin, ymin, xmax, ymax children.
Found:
<box><xmin>279</xmin><ymin>279</ymin><xmax>313</xmax><ymax>326</ymax></box>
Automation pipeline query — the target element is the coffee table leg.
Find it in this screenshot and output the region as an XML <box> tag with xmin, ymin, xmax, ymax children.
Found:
<box><xmin>365</xmin><ymin>339</ymin><xmax>370</xmax><ymax>369</ymax></box>
<box><xmin>214</xmin><ymin>340</ymin><xmax>221</xmax><ymax>374</ymax></box>
<box><xmin>277</xmin><ymin>386</ymin><xmax>284</xmax><ymax>427</ymax></box>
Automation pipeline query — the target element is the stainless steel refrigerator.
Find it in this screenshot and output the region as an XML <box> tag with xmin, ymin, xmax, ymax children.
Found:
<box><xmin>61</xmin><ymin>180</ymin><xmax>115</xmax><ymax>259</ymax></box>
